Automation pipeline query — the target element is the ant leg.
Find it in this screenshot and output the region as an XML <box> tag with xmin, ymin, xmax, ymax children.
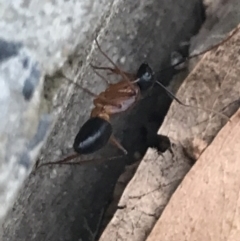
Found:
<box><xmin>91</xmin><ymin>64</ymin><xmax>117</xmax><ymax>73</ymax></box>
<box><xmin>90</xmin><ymin>65</ymin><xmax>111</xmax><ymax>85</ymax></box>
<box><xmin>155</xmin><ymin>80</ymin><xmax>230</xmax><ymax>121</ymax></box>
<box><xmin>91</xmin><ymin>64</ymin><xmax>136</xmax><ymax>79</ymax></box>
<box><xmin>90</xmin><ymin>65</ymin><xmax>116</xmax><ymax>73</ymax></box>
<box><xmin>189</xmin><ymin>25</ymin><xmax>240</xmax><ymax>59</ymax></box>
<box><xmin>60</xmin><ymin>74</ymin><xmax>98</xmax><ymax>98</ymax></box>
<box><xmin>90</xmin><ymin>65</ymin><xmax>136</xmax><ymax>86</ymax></box>
<box><xmin>63</xmin><ymin>74</ymin><xmax>121</xmax><ymax>108</ymax></box>
<box><xmin>35</xmin><ymin>153</ymin><xmax>80</xmax><ymax>170</ymax></box>
<box><xmin>160</xmin><ymin>25</ymin><xmax>240</xmax><ymax>73</ymax></box>
<box><xmin>94</xmin><ymin>38</ymin><xmax>136</xmax><ymax>92</ymax></box>
<box><xmin>109</xmin><ymin>135</ymin><xmax>128</xmax><ymax>155</ymax></box>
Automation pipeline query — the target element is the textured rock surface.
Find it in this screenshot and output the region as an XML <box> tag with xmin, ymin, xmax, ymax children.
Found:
<box><xmin>0</xmin><ymin>0</ymin><xmax>113</xmax><ymax>225</ymax></box>
<box><xmin>147</xmin><ymin>109</ymin><xmax>240</xmax><ymax>241</ymax></box>
<box><xmin>0</xmin><ymin>0</ymin><xmax>113</xmax><ymax>75</ymax></box>
<box><xmin>0</xmin><ymin>39</ymin><xmax>50</xmax><ymax>223</ymax></box>
<box><xmin>1</xmin><ymin>0</ymin><xmax>205</xmax><ymax>240</ymax></box>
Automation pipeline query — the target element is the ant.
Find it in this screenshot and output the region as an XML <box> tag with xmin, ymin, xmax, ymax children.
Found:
<box><xmin>35</xmin><ymin>26</ymin><xmax>239</xmax><ymax>170</ymax></box>
<box><xmin>36</xmin><ymin>39</ymin><xmax>158</xmax><ymax>169</ymax></box>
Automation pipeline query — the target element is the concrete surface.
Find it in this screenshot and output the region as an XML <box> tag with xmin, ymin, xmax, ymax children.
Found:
<box><xmin>0</xmin><ymin>0</ymin><xmax>114</xmax><ymax>225</ymax></box>
<box><xmin>0</xmin><ymin>0</ymin><xmax>113</xmax><ymax>75</ymax></box>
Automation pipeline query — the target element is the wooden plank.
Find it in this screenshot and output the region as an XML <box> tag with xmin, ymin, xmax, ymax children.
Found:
<box><xmin>147</xmin><ymin>108</ymin><xmax>240</xmax><ymax>241</ymax></box>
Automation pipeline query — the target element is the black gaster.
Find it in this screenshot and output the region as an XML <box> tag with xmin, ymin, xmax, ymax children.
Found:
<box><xmin>73</xmin><ymin>117</ymin><xmax>112</xmax><ymax>154</ymax></box>
<box><xmin>136</xmin><ymin>63</ymin><xmax>155</xmax><ymax>91</ymax></box>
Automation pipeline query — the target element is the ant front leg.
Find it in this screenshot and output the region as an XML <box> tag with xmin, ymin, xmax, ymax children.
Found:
<box><xmin>90</xmin><ymin>64</ymin><xmax>136</xmax><ymax>80</ymax></box>
<box><xmin>63</xmin><ymin>73</ymin><xmax>122</xmax><ymax>108</ymax></box>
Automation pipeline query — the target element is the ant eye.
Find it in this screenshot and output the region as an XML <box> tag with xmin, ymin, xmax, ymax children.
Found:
<box><xmin>144</xmin><ymin>72</ymin><xmax>151</xmax><ymax>79</ymax></box>
<box><xmin>136</xmin><ymin>63</ymin><xmax>154</xmax><ymax>91</ymax></box>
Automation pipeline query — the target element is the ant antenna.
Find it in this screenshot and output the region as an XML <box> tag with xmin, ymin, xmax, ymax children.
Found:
<box><xmin>155</xmin><ymin>80</ymin><xmax>230</xmax><ymax>121</ymax></box>
<box><xmin>160</xmin><ymin>25</ymin><xmax>240</xmax><ymax>72</ymax></box>
<box><xmin>154</xmin><ymin>25</ymin><xmax>240</xmax><ymax>122</ymax></box>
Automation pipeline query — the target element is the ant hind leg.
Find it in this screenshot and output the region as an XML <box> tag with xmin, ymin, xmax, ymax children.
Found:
<box><xmin>35</xmin><ymin>153</ymin><xmax>80</xmax><ymax>170</ymax></box>
<box><xmin>109</xmin><ymin>135</ymin><xmax>128</xmax><ymax>155</ymax></box>
<box><xmin>35</xmin><ymin>152</ymin><xmax>125</xmax><ymax>170</ymax></box>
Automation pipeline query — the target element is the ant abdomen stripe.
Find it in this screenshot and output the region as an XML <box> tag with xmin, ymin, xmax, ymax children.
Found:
<box><xmin>73</xmin><ymin>117</ymin><xmax>112</xmax><ymax>154</ymax></box>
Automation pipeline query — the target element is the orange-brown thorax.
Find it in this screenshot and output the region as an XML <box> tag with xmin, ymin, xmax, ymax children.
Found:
<box><xmin>91</xmin><ymin>80</ymin><xmax>140</xmax><ymax>121</ymax></box>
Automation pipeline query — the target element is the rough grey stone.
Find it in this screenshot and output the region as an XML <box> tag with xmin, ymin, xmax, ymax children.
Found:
<box><xmin>0</xmin><ymin>39</ymin><xmax>22</xmax><ymax>62</ymax></box>
<box><xmin>0</xmin><ymin>0</ymin><xmax>113</xmax><ymax>75</ymax></box>
<box><xmin>0</xmin><ymin>40</ymin><xmax>51</xmax><ymax>223</ymax></box>
<box><xmin>0</xmin><ymin>0</ymin><xmax>114</xmax><ymax>225</ymax></box>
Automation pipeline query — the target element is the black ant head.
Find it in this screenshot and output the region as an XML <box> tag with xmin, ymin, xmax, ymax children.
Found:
<box><xmin>136</xmin><ymin>63</ymin><xmax>155</xmax><ymax>91</ymax></box>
